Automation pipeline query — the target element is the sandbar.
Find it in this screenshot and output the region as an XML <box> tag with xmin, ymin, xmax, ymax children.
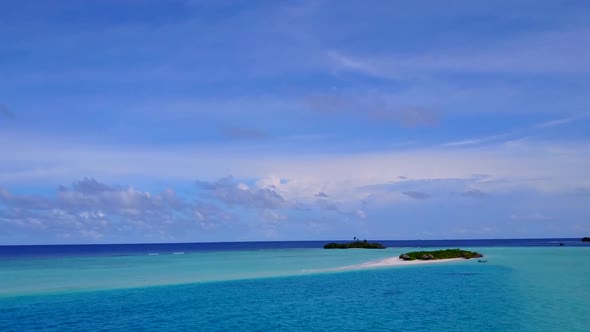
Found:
<box><xmin>305</xmin><ymin>256</ymin><xmax>467</xmax><ymax>273</ymax></box>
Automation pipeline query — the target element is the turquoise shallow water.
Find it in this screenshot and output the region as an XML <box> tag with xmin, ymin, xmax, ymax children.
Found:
<box><xmin>0</xmin><ymin>248</ymin><xmax>403</xmax><ymax>296</ymax></box>
<box><xmin>0</xmin><ymin>246</ymin><xmax>589</xmax><ymax>331</ymax></box>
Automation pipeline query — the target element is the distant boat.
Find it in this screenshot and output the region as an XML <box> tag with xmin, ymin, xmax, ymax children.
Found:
<box><xmin>477</xmin><ymin>259</ymin><xmax>487</xmax><ymax>263</ymax></box>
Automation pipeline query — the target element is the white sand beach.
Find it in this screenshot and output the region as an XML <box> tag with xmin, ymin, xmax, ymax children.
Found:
<box><xmin>344</xmin><ymin>257</ymin><xmax>466</xmax><ymax>269</ymax></box>
<box><xmin>304</xmin><ymin>257</ymin><xmax>467</xmax><ymax>273</ymax></box>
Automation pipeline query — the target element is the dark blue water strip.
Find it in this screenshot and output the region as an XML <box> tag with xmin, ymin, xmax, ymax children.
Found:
<box><xmin>0</xmin><ymin>238</ymin><xmax>587</xmax><ymax>259</ymax></box>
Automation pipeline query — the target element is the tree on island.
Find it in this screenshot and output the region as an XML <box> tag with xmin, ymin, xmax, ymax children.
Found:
<box><xmin>399</xmin><ymin>249</ymin><xmax>483</xmax><ymax>261</ymax></box>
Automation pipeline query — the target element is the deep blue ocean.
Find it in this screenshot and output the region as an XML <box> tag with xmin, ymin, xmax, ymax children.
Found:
<box><xmin>0</xmin><ymin>238</ymin><xmax>583</xmax><ymax>259</ymax></box>
<box><xmin>1</xmin><ymin>239</ymin><xmax>589</xmax><ymax>331</ymax></box>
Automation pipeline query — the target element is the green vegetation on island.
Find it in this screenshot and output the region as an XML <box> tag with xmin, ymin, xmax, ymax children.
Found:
<box><xmin>399</xmin><ymin>248</ymin><xmax>483</xmax><ymax>261</ymax></box>
<box><xmin>582</xmin><ymin>237</ymin><xmax>590</xmax><ymax>242</ymax></box>
<box><xmin>324</xmin><ymin>238</ymin><xmax>386</xmax><ymax>249</ymax></box>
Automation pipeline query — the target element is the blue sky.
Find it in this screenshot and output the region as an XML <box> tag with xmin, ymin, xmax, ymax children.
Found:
<box><xmin>1</xmin><ymin>0</ymin><xmax>590</xmax><ymax>244</ymax></box>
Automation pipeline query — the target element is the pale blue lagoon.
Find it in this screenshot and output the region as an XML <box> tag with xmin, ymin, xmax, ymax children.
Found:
<box><xmin>0</xmin><ymin>243</ymin><xmax>589</xmax><ymax>331</ymax></box>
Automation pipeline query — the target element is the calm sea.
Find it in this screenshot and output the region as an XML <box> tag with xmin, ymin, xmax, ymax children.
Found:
<box><xmin>1</xmin><ymin>239</ymin><xmax>589</xmax><ymax>331</ymax></box>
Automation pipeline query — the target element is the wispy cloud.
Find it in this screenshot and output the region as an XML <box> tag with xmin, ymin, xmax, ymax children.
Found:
<box><xmin>328</xmin><ymin>28</ymin><xmax>590</xmax><ymax>78</ymax></box>
<box><xmin>510</xmin><ymin>213</ymin><xmax>552</xmax><ymax>221</ymax></box>
<box><xmin>461</xmin><ymin>188</ymin><xmax>489</xmax><ymax>199</ymax></box>
<box><xmin>534</xmin><ymin>113</ymin><xmax>590</xmax><ymax>129</ymax></box>
<box><xmin>402</xmin><ymin>191</ymin><xmax>430</xmax><ymax>200</ymax></box>
<box><xmin>327</xmin><ymin>51</ymin><xmax>386</xmax><ymax>78</ymax></box>
<box><xmin>442</xmin><ymin>113</ymin><xmax>590</xmax><ymax>147</ymax></box>
<box><xmin>304</xmin><ymin>93</ymin><xmax>439</xmax><ymax>127</ymax></box>
<box><xmin>442</xmin><ymin>133</ymin><xmax>513</xmax><ymax>147</ymax></box>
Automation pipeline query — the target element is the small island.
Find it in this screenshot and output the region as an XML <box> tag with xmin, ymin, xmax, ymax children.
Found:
<box><xmin>582</xmin><ymin>237</ymin><xmax>590</xmax><ymax>242</ymax></box>
<box><xmin>324</xmin><ymin>238</ymin><xmax>386</xmax><ymax>249</ymax></box>
<box><xmin>399</xmin><ymin>248</ymin><xmax>483</xmax><ymax>261</ymax></box>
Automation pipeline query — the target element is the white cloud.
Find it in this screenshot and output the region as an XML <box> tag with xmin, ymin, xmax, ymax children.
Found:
<box><xmin>534</xmin><ymin>113</ymin><xmax>590</xmax><ymax>129</ymax></box>
<box><xmin>2</xmin><ymin>132</ymin><xmax>590</xmax><ymax>201</ymax></box>
<box><xmin>0</xmin><ymin>178</ymin><xmax>234</xmax><ymax>242</ymax></box>
<box><xmin>510</xmin><ymin>213</ymin><xmax>552</xmax><ymax>221</ymax></box>
<box><xmin>442</xmin><ymin>112</ymin><xmax>590</xmax><ymax>147</ymax></box>
<box><xmin>329</xmin><ymin>27</ymin><xmax>590</xmax><ymax>77</ymax></box>
<box><xmin>441</xmin><ymin>133</ymin><xmax>513</xmax><ymax>147</ymax></box>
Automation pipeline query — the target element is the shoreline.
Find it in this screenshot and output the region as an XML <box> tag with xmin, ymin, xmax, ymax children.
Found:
<box><xmin>304</xmin><ymin>257</ymin><xmax>467</xmax><ymax>273</ymax></box>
